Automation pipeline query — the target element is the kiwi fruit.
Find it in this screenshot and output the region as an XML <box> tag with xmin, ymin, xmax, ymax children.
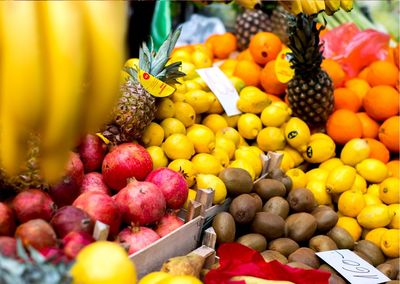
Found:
<box><xmin>212</xmin><ymin>212</ymin><xmax>236</xmax><ymax>244</ymax></box>
<box><xmin>311</xmin><ymin>206</ymin><xmax>338</xmax><ymax>232</ymax></box>
<box><xmin>254</xmin><ymin>179</ymin><xmax>286</xmax><ymax>202</ymax></box>
<box><xmin>285</xmin><ymin>213</ymin><xmax>317</xmax><ymax>242</ymax></box>
<box><xmin>327</xmin><ymin>226</ymin><xmax>355</xmax><ymax>249</ymax></box>
<box><xmin>260</xmin><ymin>250</ymin><xmax>288</xmax><ymax>264</ymax></box>
<box><xmin>309</xmin><ymin>235</ymin><xmax>338</xmax><ymax>252</ymax></box>
<box><xmin>353</xmin><ymin>250</ymin><xmax>373</xmax><ymax>265</ymax></box>
<box><xmin>268</xmin><ymin>238</ymin><xmax>299</xmax><ymax>257</ymax></box>
<box><xmin>218</xmin><ymin>168</ymin><xmax>253</xmax><ymax>196</ymax></box>
<box><xmin>250</xmin><ymin>193</ymin><xmax>263</xmax><ymax>212</ymax></box>
<box><xmin>268</xmin><ymin>168</ymin><xmax>285</xmax><ymax>180</ymax></box>
<box><xmin>288</xmin><ymin>247</ymin><xmax>320</xmax><ymax>269</ymax></box>
<box><xmin>287</xmin><ymin>262</ymin><xmax>313</xmax><ymax>270</ymax></box>
<box><xmin>279</xmin><ymin>175</ymin><xmax>293</xmax><ymax>192</ymax></box>
<box><xmin>236</xmin><ymin>233</ymin><xmax>267</xmax><ymax>252</ymax></box>
<box><xmin>251</xmin><ymin>212</ymin><xmax>285</xmax><ymax>240</ymax></box>
<box><xmin>354</xmin><ymin>240</ymin><xmax>385</xmax><ymax>267</ymax></box>
<box><xmin>377</xmin><ymin>263</ymin><xmax>397</xmax><ymax>279</ymax></box>
<box><xmin>328</xmin><ymin>274</ymin><xmax>347</xmax><ymax>284</ymax></box>
<box><xmin>229</xmin><ymin>194</ymin><xmax>257</xmax><ymax>224</ymax></box>
<box><xmin>385</xmin><ymin>258</ymin><xmax>400</xmax><ymax>276</ymax></box>
<box><xmin>262</xmin><ymin>196</ymin><xmax>290</xmax><ymax>219</ymax></box>
<box><xmin>287</xmin><ymin>187</ymin><xmax>317</xmax><ymax>212</ymax></box>
<box><xmin>319</xmin><ymin>264</ymin><xmax>337</xmax><ymax>275</ymax></box>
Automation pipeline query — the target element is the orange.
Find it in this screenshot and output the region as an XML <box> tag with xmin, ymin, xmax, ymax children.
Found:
<box><xmin>233</xmin><ymin>60</ymin><xmax>262</xmax><ymax>87</ymax></box>
<box><xmin>345</xmin><ymin>78</ymin><xmax>370</xmax><ymax>103</ymax></box>
<box><xmin>358</xmin><ymin>67</ymin><xmax>370</xmax><ymax>80</ymax></box>
<box><xmin>378</xmin><ymin>116</ymin><xmax>400</xmax><ymax>153</ymax></box>
<box><xmin>259</xmin><ymin>60</ymin><xmax>287</xmax><ymax>96</ymax></box>
<box><xmin>356</xmin><ymin>112</ymin><xmax>380</xmax><ymax>139</ymax></box>
<box><xmin>321</xmin><ymin>59</ymin><xmax>345</xmax><ymax>88</ymax></box>
<box><xmin>363</xmin><ymin>86</ymin><xmax>400</xmax><ymax>121</ymax></box>
<box><xmin>236</xmin><ymin>49</ymin><xmax>255</xmax><ymax>62</ymax></box>
<box><xmin>367</xmin><ymin>60</ymin><xmax>399</xmax><ymax>88</ymax></box>
<box><xmin>206</xmin><ymin>33</ymin><xmax>237</xmax><ymax>60</ymax></box>
<box><xmin>387</xmin><ymin>160</ymin><xmax>400</xmax><ymax>178</ymax></box>
<box><xmin>249</xmin><ymin>32</ymin><xmax>282</xmax><ymax>66</ymax></box>
<box><xmin>365</xmin><ymin>138</ymin><xmax>390</xmax><ymax>163</ymax></box>
<box><xmin>266</xmin><ymin>94</ymin><xmax>283</xmax><ymax>102</ymax></box>
<box><xmin>333</xmin><ymin>87</ymin><xmax>362</xmax><ymax>112</ymax></box>
<box><xmin>326</xmin><ymin>109</ymin><xmax>363</xmax><ymax>145</ymax></box>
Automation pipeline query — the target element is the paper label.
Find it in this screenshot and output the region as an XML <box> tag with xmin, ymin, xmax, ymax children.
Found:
<box><xmin>196</xmin><ymin>67</ymin><xmax>241</xmax><ymax>116</ymax></box>
<box><xmin>139</xmin><ymin>69</ymin><xmax>176</xmax><ymax>98</ymax></box>
<box><xmin>275</xmin><ymin>48</ymin><xmax>294</xmax><ymax>83</ymax></box>
<box><xmin>316</xmin><ymin>249</ymin><xmax>391</xmax><ymax>284</ymax></box>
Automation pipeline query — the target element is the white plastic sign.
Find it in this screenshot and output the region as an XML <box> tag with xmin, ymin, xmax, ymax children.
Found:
<box><xmin>196</xmin><ymin>67</ymin><xmax>241</xmax><ymax>116</ymax></box>
<box><xmin>316</xmin><ymin>249</ymin><xmax>390</xmax><ymax>284</ymax></box>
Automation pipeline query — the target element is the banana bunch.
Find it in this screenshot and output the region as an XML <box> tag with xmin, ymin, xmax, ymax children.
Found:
<box><xmin>0</xmin><ymin>1</ymin><xmax>127</xmax><ymax>183</ymax></box>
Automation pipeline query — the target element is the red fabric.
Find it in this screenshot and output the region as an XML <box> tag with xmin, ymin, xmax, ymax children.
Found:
<box><xmin>204</xmin><ymin>243</ymin><xmax>330</xmax><ymax>284</ymax></box>
<box><xmin>321</xmin><ymin>23</ymin><xmax>390</xmax><ymax>78</ymax></box>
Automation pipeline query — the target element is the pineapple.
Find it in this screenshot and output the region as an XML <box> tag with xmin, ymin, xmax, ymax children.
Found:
<box><xmin>286</xmin><ymin>14</ymin><xmax>334</xmax><ymax>130</ymax></box>
<box><xmin>269</xmin><ymin>5</ymin><xmax>290</xmax><ymax>45</ymax></box>
<box><xmin>101</xmin><ymin>28</ymin><xmax>185</xmax><ymax>144</ymax></box>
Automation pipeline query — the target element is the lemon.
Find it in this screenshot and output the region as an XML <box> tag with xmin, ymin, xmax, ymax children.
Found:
<box><xmin>158</xmin><ymin>275</ymin><xmax>203</xmax><ymax>284</ymax></box>
<box><xmin>286</xmin><ymin>168</ymin><xmax>307</xmax><ymax>190</ymax></box>
<box><xmin>380</xmin><ymin>229</ymin><xmax>400</xmax><ymax>258</ymax></box>
<box><xmin>235</xmin><ymin>148</ymin><xmax>262</xmax><ymax>178</ymax></box>
<box><xmin>211</xmin><ymin>148</ymin><xmax>230</xmax><ymax>168</ymax></box>
<box><xmin>257</xmin><ymin>127</ymin><xmax>286</xmax><ymax>152</ymax></box>
<box><xmin>160</xmin><ymin>118</ymin><xmax>186</xmax><ymax>139</ymax></box>
<box><xmin>350</xmin><ymin>174</ymin><xmax>367</xmax><ymax>193</ymax></box>
<box><xmin>340</xmin><ymin>138</ymin><xmax>370</xmax><ymax>166</ymax></box>
<box><xmin>168</xmin><ymin>159</ymin><xmax>197</xmax><ymax>187</ymax></box>
<box><xmin>186</xmin><ymin>124</ymin><xmax>215</xmax><ymax>154</ymax></box>
<box><xmin>237</xmin><ymin>113</ymin><xmax>262</xmax><ymax>140</ymax></box>
<box><xmin>229</xmin><ymin>76</ymin><xmax>246</xmax><ymax>92</ymax></box>
<box><xmin>216</xmin><ymin>127</ymin><xmax>241</xmax><ymax>147</ymax></box>
<box><xmin>192</xmin><ymin>77</ymin><xmax>209</xmax><ymax>91</ymax></box>
<box><xmin>191</xmin><ymin>49</ymin><xmax>212</xmax><ymax>68</ymax></box>
<box><xmin>365</xmin><ymin>228</ymin><xmax>389</xmax><ymax>247</ymax></box>
<box><xmin>223</xmin><ymin>113</ymin><xmax>240</xmax><ymax>128</ymax></box>
<box><xmin>326</xmin><ymin>165</ymin><xmax>357</xmax><ymax>194</ymax></box>
<box><xmin>363</xmin><ymin>193</ymin><xmax>382</xmax><ymax>206</ymax></box>
<box><xmin>336</xmin><ymin>216</ymin><xmax>362</xmax><ymax>241</ymax></box>
<box><xmin>229</xmin><ymin>159</ymin><xmax>256</xmax><ymax>180</ymax></box>
<box><xmin>356</xmin><ymin>158</ymin><xmax>388</xmax><ymax>184</ymax></box>
<box><xmin>146</xmin><ymin>146</ymin><xmax>168</xmax><ymax>170</ymax></box>
<box><xmin>338</xmin><ymin>189</ymin><xmax>365</xmax><ymax>217</ymax></box>
<box><xmin>124</xmin><ymin>57</ymin><xmax>139</xmax><ymax>68</ymax></box>
<box><xmin>155</xmin><ymin>98</ymin><xmax>175</xmax><ymax>120</ymax></box>
<box><xmin>196</xmin><ymin>174</ymin><xmax>227</xmax><ymax>204</ymax></box>
<box><xmin>284</xmin><ymin>117</ymin><xmax>311</xmax><ymax>152</ymax></box>
<box><xmin>215</xmin><ymin>137</ymin><xmax>236</xmax><ymax>159</ymax></box>
<box><xmin>170</xmin><ymin>49</ymin><xmax>192</xmax><ymax>63</ymax></box>
<box><xmin>366</xmin><ymin>184</ymin><xmax>380</xmax><ymax>197</ymax></box>
<box><xmin>276</xmin><ymin>150</ymin><xmax>295</xmax><ymax>173</ymax></box>
<box><xmin>141</xmin><ymin>122</ymin><xmax>164</xmax><ymax>147</ymax></box>
<box><xmin>247</xmin><ymin>145</ymin><xmax>264</xmax><ymax>158</ymax></box>
<box><xmin>138</xmin><ymin>272</ymin><xmax>171</xmax><ymax>284</ymax></box>
<box><xmin>303</xmin><ymin>138</ymin><xmax>336</xmax><ymax>164</ymax></box>
<box><xmin>388</xmin><ymin>204</ymin><xmax>400</xmax><ymax>229</ymax></box>
<box><xmin>162</xmin><ymin>134</ymin><xmax>195</xmax><ymax>160</ymax></box>
<box><xmin>260</xmin><ymin>104</ymin><xmax>290</xmax><ymax>127</ymax></box>
<box><xmin>170</xmin><ymin>90</ymin><xmax>186</xmax><ymax>102</ymax></box>
<box><xmin>357</xmin><ymin>204</ymin><xmax>392</xmax><ymax>229</ymax></box>
<box><xmin>283</xmin><ymin>146</ymin><xmax>304</xmax><ymax>167</ymax></box>
<box><xmin>174</xmin><ymin>101</ymin><xmax>196</xmax><ymax>127</ymax></box>
<box><xmin>305</xmin><ymin>168</ymin><xmax>330</xmax><ymax>183</ymax></box>
<box><xmin>207</xmin><ymin>93</ymin><xmax>224</xmax><ymax>114</ymax></box>
<box><xmin>183</xmin><ymin>188</ymin><xmax>197</xmax><ymax>209</ymax></box>
<box><xmin>191</xmin><ymin>153</ymin><xmax>223</xmax><ymax>175</ymax></box>
<box><xmin>70</xmin><ymin>241</ymin><xmax>136</xmax><ymax>284</ymax></box>
<box><xmin>239</xmin><ymin>136</ymin><xmax>249</xmax><ymax>147</ymax></box>
<box><xmin>181</xmin><ymin>61</ymin><xmax>197</xmax><ymax>80</ymax></box>
<box><xmin>237</xmin><ymin>86</ymin><xmax>271</xmax><ymax>114</ymax></box>
<box><xmin>183</xmin><ymin>89</ymin><xmax>214</xmax><ymax>114</ymax></box>
<box><xmin>309</xmin><ymin>133</ymin><xmax>332</xmax><ymax>142</ymax></box>
<box><xmin>306</xmin><ymin>180</ymin><xmax>332</xmax><ymax>205</ymax></box>
<box><xmin>319</xmin><ymin>158</ymin><xmax>344</xmax><ymax>171</ymax></box>
<box><xmin>183</xmin><ymin>80</ymin><xmax>202</xmax><ymax>92</ymax></box>
<box><xmin>379</xmin><ymin>177</ymin><xmax>400</xmax><ymax>205</ymax></box>
<box><xmin>202</xmin><ymin>114</ymin><xmax>228</xmax><ymax>133</ymax></box>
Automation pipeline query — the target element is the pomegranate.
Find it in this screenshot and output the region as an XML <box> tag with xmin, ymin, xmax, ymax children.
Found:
<box><xmin>12</xmin><ymin>189</ymin><xmax>56</xmax><ymax>223</ymax></box>
<box><xmin>39</xmin><ymin>247</ymin><xmax>69</xmax><ymax>264</ymax></box>
<box><xmin>145</xmin><ymin>167</ymin><xmax>188</xmax><ymax>209</ymax></box>
<box><xmin>0</xmin><ymin>202</ymin><xmax>16</xmax><ymax>236</ymax></box>
<box><xmin>102</xmin><ymin>143</ymin><xmax>152</xmax><ymax>191</ymax></box>
<box><xmin>81</xmin><ymin>172</ymin><xmax>110</xmax><ymax>195</ymax></box>
<box><xmin>0</xmin><ymin>236</ymin><xmax>17</xmax><ymax>258</ymax></box>
<box><xmin>49</xmin><ymin>152</ymin><xmax>84</xmax><ymax>207</ymax></box>
<box><xmin>73</xmin><ymin>192</ymin><xmax>121</xmax><ymax>236</ymax></box>
<box><xmin>116</xmin><ymin>226</ymin><xmax>160</xmax><ymax>255</ymax></box>
<box><xmin>155</xmin><ymin>212</ymin><xmax>184</xmax><ymax>238</ymax></box>
<box><xmin>114</xmin><ymin>179</ymin><xmax>166</xmax><ymax>225</ymax></box>
<box><xmin>15</xmin><ymin>219</ymin><xmax>57</xmax><ymax>250</ymax></box>
<box><xmin>50</xmin><ymin>206</ymin><xmax>94</xmax><ymax>238</ymax></box>
<box><xmin>78</xmin><ymin>134</ymin><xmax>108</xmax><ymax>172</ymax></box>
<box><xmin>62</xmin><ymin>231</ymin><xmax>94</xmax><ymax>259</ymax></box>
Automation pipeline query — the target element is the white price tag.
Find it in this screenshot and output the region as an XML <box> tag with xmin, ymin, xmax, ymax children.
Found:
<box><xmin>196</xmin><ymin>67</ymin><xmax>241</xmax><ymax>116</ymax></box>
<box><xmin>316</xmin><ymin>249</ymin><xmax>391</xmax><ymax>284</ymax></box>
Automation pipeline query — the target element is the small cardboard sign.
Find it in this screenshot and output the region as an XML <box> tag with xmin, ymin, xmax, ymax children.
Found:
<box><xmin>316</xmin><ymin>249</ymin><xmax>391</xmax><ymax>284</ymax></box>
<box><xmin>196</xmin><ymin>67</ymin><xmax>241</xmax><ymax>116</ymax></box>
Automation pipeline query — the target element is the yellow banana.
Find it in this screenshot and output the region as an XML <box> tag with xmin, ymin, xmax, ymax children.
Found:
<box><xmin>300</xmin><ymin>0</ymin><xmax>319</xmax><ymax>15</ymax></box>
<box><xmin>79</xmin><ymin>1</ymin><xmax>128</xmax><ymax>134</ymax></box>
<box><xmin>231</xmin><ymin>276</ymin><xmax>295</xmax><ymax>284</ymax></box>
<box><xmin>234</xmin><ymin>0</ymin><xmax>262</xmax><ymax>9</ymax></box>
<box><xmin>340</xmin><ymin>0</ymin><xmax>353</xmax><ymax>12</ymax></box>
<box><xmin>314</xmin><ymin>0</ymin><xmax>326</xmax><ymax>13</ymax></box>
<box><xmin>280</xmin><ymin>0</ymin><xmax>303</xmax><ymax>15</ymax></box>
<box><xmin>324</xmin><ymin>0</ymin><xmax>341</xmax><ymax>15</ymax></box>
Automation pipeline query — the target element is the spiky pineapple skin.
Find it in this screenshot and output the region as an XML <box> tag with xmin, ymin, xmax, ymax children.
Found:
<box><xmin>235</xmin><ymin>9</ymin><xmax>270</xmax><ymax>51</ymax></box>
<box><xmin>270</xmin><ymin>5</ymin><xmax>290</xmax><ymax>45</ymax></box>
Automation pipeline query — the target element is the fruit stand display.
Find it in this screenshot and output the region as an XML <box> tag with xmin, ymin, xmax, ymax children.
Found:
<box><xmin>0</xmin><ymin>0</ymin><xmax>399</xmax><ymax>283</ymax></box>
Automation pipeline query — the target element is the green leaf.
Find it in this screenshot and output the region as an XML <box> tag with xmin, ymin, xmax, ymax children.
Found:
<box><xmin>16</xmin><ymin>239</ymin><xmax>29</xmax><ymax>261</ymax></box>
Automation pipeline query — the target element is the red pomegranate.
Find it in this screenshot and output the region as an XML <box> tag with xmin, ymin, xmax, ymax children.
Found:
<box><xmin>73</xmin><ymin>192</ymin><xmax>121</xmax><ymax>236</ymax></box>
<box><xmin>0</xmin><ymin>236</ymin><xmax>17</xmax><ymax>258</ymax></box>
<box><xmin>81</xmin><ymin>172</ymin><xmax>110</xmax><ymax>195</ymax></box>
<box><xmin>49</xmin><ymin>152</ymin><xmax>84</xmax><ymax>207</ymax></box>
<box><xmin>12</xmin><ymin>189</ymin><xmax>56</xmax><ymax>223</ymax></box>
<box><xmin>39</xmin><ymin>247</ymin><xmax>69</xmax><ymax>264</ymax></box>
<box><xmin>78</xmin><ymin>134</ymin><xmax>108</xmax><ymax>172</ymax></box>
<box><xmin>145</xmin><ymin>167</ymin><xmax>189</xmax><ymax>209</ymax></box>
<box><xmin>0</xmin><ymin>202</ymin><xmax>16</xmax><ymax>236</ymax></box>
<box><xmin>102</xmin><ymin>143</ymin><xmax>152</xmax><ymax>191</ymax></box>
<box><xmin>15</xmin><ymin>219</ymin><xmax>57</xmax><ymax>250</ymax></box>
<box><xmin>155</xmin><ymin>212</ymin><xmax>184</xmax><ymax>238</ymax></box>
<box><xmin>50</xmin><ymin>206</ymin><xmax>94</xmax><ymax>238</ymax></box>
<box><xmin>116</xmin><ymin>226</ymin><xmax>160</xmax><ymax>255</ymax></box>
<box><xmin>113</xmin><ymin>179</ymin><xmax>166</xmax><ymax>225</ymax></box>
<box><xmin>62</xmin><ymin>231</ymin><xmax>94</xmax><ymax>259</ymax></box>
